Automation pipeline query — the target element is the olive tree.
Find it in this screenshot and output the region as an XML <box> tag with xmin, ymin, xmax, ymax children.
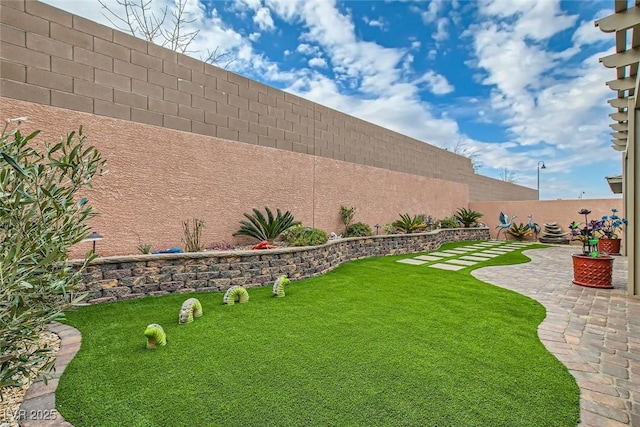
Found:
<box><xmin>0</xmin><ymin>119</ymin><xmax>105</xmax><ymax>390</ymax></box>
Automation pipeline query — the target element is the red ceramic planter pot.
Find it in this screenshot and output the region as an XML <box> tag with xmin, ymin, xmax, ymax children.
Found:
<box><xmin>598</xmin><ymin>238</ymin><xmax>621</xmax><ymax>256</ymax></box>
<box><xmin>572</xmin><ymin>254</ymin><xmax>614</xmax><ymax>289</ymax></box>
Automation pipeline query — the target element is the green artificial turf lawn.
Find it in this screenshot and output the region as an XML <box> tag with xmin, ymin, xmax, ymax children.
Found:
<box><xmin>56</xmin><ymin>241</ymin><xmax>579</xmax><ymax>427</ymax></box>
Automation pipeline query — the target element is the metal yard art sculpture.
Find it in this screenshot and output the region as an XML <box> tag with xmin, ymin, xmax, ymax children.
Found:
<box><xmin>496</xmin><ymin>212</ymin><xmax>516</xmax><ymax>240</ymax></box>
<box><xmin>527</xmin><ymin>215</ymin><xmax>541</xmax><ymax>241</ymax></box>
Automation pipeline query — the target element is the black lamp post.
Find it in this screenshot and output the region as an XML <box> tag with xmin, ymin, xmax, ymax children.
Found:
<box><xmin>374</xmin><ymin>224</ymin><xmax>380</xmax><ymax>235</ymax></box>
<box><xmin>84</xmin><ymin>231</ymin><xmax>103</xmax><ymax>253</ymax></box>
<box><xmin>537</xmin><ymin>161</ymin><xmax>546</xmax><ymax>200</ymax></box>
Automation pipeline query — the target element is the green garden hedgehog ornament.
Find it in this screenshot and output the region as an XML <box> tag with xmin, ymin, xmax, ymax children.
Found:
<box><xmin>272</xmin><ymin>275</ymin><xmax>290</xmax><ymax>298</ymax></box>
<box><xmin>179</xmin><ymin>298</ymin><xmax>203</xmax><ymax>324</ymax></box>
<box><xmin>144</xmin><ymin>324</ymin><xmax>166</xmax><ymax>349</ymax></box>
<box><xmin>223</xmin><ymin>285</ymin><xmax>249</xmax><ymax>305</ymax></box>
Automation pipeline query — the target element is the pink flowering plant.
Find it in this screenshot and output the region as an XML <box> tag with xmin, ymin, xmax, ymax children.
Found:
<box><xmin>598</xmin><ymin>208</ymin><xmax>628</xmax><ymax>239</ymax></box>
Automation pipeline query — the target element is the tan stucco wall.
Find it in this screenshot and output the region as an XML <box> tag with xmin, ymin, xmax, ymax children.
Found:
<box><xmin>470</xmin><ymin>199</ymin><xmax>625</xmax><ymax>241</ymax></box>
<box><xmin>1</xmin><ymin>98</ymin><xmax>469</xmax><ymax>257</ymax></box>
<box><xmin>0</xmin><ymin>0</ymin><xmax>536</xmax><ymax>201</ymax></box>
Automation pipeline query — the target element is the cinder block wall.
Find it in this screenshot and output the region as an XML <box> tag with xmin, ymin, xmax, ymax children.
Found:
<box><xmin>0</xmin><ymin>0</ymin><xmax>536</xmax><ymax>202</ymax></box>
<box><xmin>2</xmin><ymin>98</ymin><xmax>471</xmax><ymax>257</ymax></box>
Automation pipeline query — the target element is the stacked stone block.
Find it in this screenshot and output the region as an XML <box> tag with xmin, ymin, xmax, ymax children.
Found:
<box><xmin>73</xmin><ymin>228</ymin><xmax>490</xmax><ymax>304</ymax></box>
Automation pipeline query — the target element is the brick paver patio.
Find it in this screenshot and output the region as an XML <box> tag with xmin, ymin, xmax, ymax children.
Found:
<box><xmin>473</xmin><ymin>246</ymin><xmax>637</xmax><ymax>427</ymax></box>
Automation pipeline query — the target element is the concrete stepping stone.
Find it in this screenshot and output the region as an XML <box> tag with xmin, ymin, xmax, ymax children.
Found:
<box><xmin>414</xmin><ymin>255</ymin><xmax>443</xmax><ymax>261</ymax></box>
<box><xmin>446</xmin><ymin>259</ymin><xmax>477</xmax><ymax>266</ymax></box>
<box><xmin>428</xmin><ymin>263</ymin><xmax>465</xmax><ymax>271</ymax></box>
<box><xmin>441</xmin><ymin>250</ymin><xmax>467</xmax><ymax>255</ymax></box>
<box><xmin>460</xmin><ymin>255</ymin><xmax>491</xmax><ymax>261</ymax></box>
<box><xmin>477</xmin><ymin>252</ymin><xmax>500</xmax><ymax>258</ymax></box>
<box><xmin>428</xmin><ymin>252</ymin><xmax>454</xmax><ymax>257</ymax></box>
<box><xmin>449</xmin><ymin>247</ymin><xmax>475</xmax><ymax>252</ymax></box>
<box><xmin>397</xmin><ymin>259</ymin><xmax>427</xmax><ymax>265</ymax></box>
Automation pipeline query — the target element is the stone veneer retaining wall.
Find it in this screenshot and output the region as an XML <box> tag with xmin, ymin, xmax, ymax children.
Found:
<box><xmin>74</xmin><ymin>227</ymin><xmax>489</xmax><ymax>304</ymax></box>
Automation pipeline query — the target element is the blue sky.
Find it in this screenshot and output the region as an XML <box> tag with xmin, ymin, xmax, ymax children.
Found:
<box><xmin>44</xmin><ymin>0</ymin><xmax>621</xmax><ymax>200</ymax></box>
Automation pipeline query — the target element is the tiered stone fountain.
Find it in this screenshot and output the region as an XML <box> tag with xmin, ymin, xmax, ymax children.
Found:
<box><xmin>539</xmin><ymin>222</ymin><xmax>570</xmax><ymax>244</ymax></box>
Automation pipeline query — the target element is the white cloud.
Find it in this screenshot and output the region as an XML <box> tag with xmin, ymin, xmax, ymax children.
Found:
<box><xmin>308</xmin><ymin>57</ymin><xmax>328</xmax><ymax>68</ymax></box>
<box><xmin>264</xmin><ymin>0</ymin><xmax>302</xmax><ymax>22</ymax></box>
<box><xmin>253</xmin><ymin>7</ymin><xmax>275</xmax><ymax>31</ymax></box>
<box><xmin>421</xmin><ymin>0</ymin><xmax>444</xmax><ymax>24</ymax></box>
<box><xmin>297</xmin><ymin>43</ymin><xmax>320</xmax><ymax>56</ymax></box>
<box><xmin>432</xmin><ymin>17</ymin><xmax>449</xmax><ymax>42</ymax></box>
<box><xmin>417</xmin><ymin>71</ymin><xmax>454</xmax><ymax>95</ymax></box>
<box><xmin>467</xmin><ymin>0</ymin><xmax>617</xmax><ymax>177</ymax></box>
<box><xmin>427</xmin><ymin>49</ymin><xmax>437</xmax><ymax>60</ymax></box>
<box><xmin>572</xmin><ymin>19</ymin><xmax>611</xmax><ymax>47</ymax></box>
<box><xmin>234</xmin><ymin>0</ymin><xmax>262</xmax><ymax>11</ymax></box>
<box><xmin>478</xmin><ymin>0</ymin><xmax>577</xmax><ymax>41</ymax></box>
<box><xmin>411</xmin><ymin>40</ymin><xmax>421</xmax><ymax>50</ymax></box>
<box><xmin>363</xmin><ymin>16</ymin><xmax>387</xmax><ymax>30</ymax></box>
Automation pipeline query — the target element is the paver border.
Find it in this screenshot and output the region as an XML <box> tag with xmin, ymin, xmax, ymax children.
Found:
<box><xmin>472</xmin><ymin>246</ymin><xmax>635</xmax><ymax>427</ymax></box>
<box><xmin>17</xmin><ymin>322</ymin><xmax>80</xmax><ymax>427</ymax></box>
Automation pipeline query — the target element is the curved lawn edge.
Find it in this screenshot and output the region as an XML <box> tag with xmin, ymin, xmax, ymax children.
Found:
<box><xmin>472</xmin><ymin>246</ymin><xmax>611</xmax><ymax>426</ymax></box>
<box><xmin>54</xmin><ymin>242</ymin><xmax>581</xmax><ymax>426</ymax></box>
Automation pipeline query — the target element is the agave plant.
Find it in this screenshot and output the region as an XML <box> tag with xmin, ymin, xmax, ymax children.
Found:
<box><xmin>506</xmin><ymin>222</ymin><xmax>532</xmax><ymax>241</ymax></box>
<box><xmin>455</xmin><ymin>208</ymin><xmax>483</xmax><ymax>227</ymax></box>
<box><xmin>392</xmin><ymin>213</ymin><xmax>427</xmax><ymax>233</ymax></box>
<box><xmin>233</xmin><ymin>207</ymin><xmax>299</xmax><ymax>243</ymax></box>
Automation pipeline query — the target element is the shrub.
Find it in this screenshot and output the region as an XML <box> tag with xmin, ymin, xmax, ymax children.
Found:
<box><xmin>282</xmin><ymin>225</ymin><xmax>329</xmax><ymax>247</ymax></box>
<box><xmin>0</xmin><ymin>120</ymin><xmax>105</xmax><ymax>387</ymax></box>
<box><xmin>383</xmin><ymin>223</ymin><xmax>394</xmax><ymax>234</ymax></box>
<box><xmin>455</xmin><ymin>208</ymin><xmax>483</xmax><ymax>227</ymax></box>
<box><xmin>182</xmin><ymin>218</ymin><xmax>205</xmax><ymax>252</ymax></box>
<box><xmin>436</xmin><ymin>216</ymin><xmax>460</xmax><ymax>229</ymax></box>
<box><xmin>137</xmin><ymin>243</ymin><xmax>152</xmax><ymax>254</ymax></box>
<box><xmin>506</xmin><ymin>223</ymin><xmax>532</xmax><ymax>241</ymax></box>
<box><xmin>345</xmin><ymin>222</ymin><xmax>372</xmax><ymax>237</ymax></box>
<box><xmin>339</xmin><ymin>205</ymin><xmax>356</xmax><ymax>234</ymax></box>
<box><xmin>392</xmin><ymin>213</ymin><xmax>427</xmax><ymax>234</ymax></box>
<box><xmin>208</xmin><ymin>241</ymin><xmax>236</xmax><ymax>251</ymax></box>
<box><xmin>233</xmin><ymin>207</ymin><xmax>299</xmax><ymax>243</ymax></box>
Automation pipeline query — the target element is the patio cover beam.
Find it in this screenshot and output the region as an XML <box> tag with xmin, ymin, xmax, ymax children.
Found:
<box><xmin>600</xmin><ymin>48</ymin><xmax>640</xmax><ymax>68</ymax></box>
<box><xmin>611</xmin><ymin>122</ymin><xmax>629</xmax><ymax>131</ymax></box>
<box><xmin>595</xmin><ymin>6</ymin><xmax>640</xmax><ymax>32</ymax></box>
<box><xmin>608</xmin><ymin>98</ymin><xmax>629</xmax><ymax>108</ymax></box>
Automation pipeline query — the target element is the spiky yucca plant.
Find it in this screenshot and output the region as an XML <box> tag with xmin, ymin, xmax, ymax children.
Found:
<box><xmin>392</xmin><ymin>213</ymin><xmax>427</xmax><ymax>233</ymax></box>
<box><xmin>506</xmin><ymin>222</ymin><xmax>532</xmax><ymax>241</ymax></box>
<box><xmin>455</xmin><ymin>208</ymin><xmax>483</xmax><ymax>227</ymax></box>
<box><xmin>233</xmin><ymin>207</ymin><xmax>299</xmax><ymax>243</ymax></box>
